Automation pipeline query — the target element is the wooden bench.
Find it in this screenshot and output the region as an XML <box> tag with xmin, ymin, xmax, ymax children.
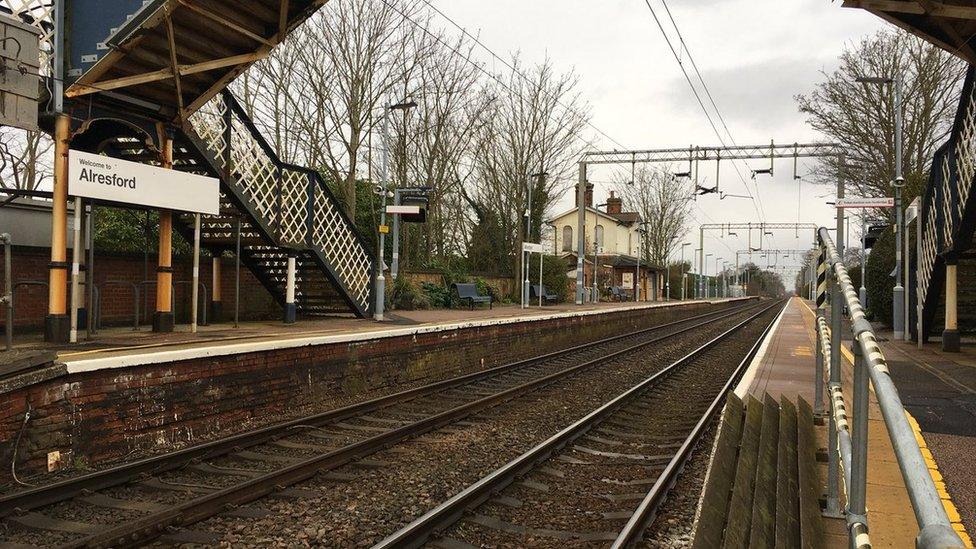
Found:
<box><xmin>453</xmin><ymin>283</ymin><xmax>492</xmax><ymax>310</ymax></box>
<box><xmin>530</xmin><ymin>284</ymin><xmax>559</xmax><ymax>304</ymax></box>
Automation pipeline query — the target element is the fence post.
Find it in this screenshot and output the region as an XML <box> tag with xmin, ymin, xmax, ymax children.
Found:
<box><xmin>815</xmin><ymin>247</ymin><xmax>827</xmax><ymax>417</ymax></box>
<box><xmin>826</xmin><ymin>253</ymin><xmax>843</xmax><ymax>517</ymax></box>
<box><xmin>849</xmin><ymin>339</ymin><xmax>869</xmax><ymax>533</ymax></box>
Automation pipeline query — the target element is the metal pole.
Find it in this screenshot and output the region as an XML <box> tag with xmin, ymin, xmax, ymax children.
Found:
<box><xmin>1</xmin><ymin>234</ymin><xmax>10</xmax><ymax>351</ymax></box>
<box><xmin>680</xmin><ymin>244</ymin><xmax>686</xmax><ymax>301</ymax></box>
<box><xmin>285</xmin><ymin>252</ymin><xmax>297</xmax><ymax>324</ymax></box>
<box><xmin>593</xmin><ymin>240</ymin><xmax>599</xmax><ymax>303</ymax></box>
<box><xmin>860</xmin><ymin>214</ymin><xmax>867</xmax><ymax>308</ymax></box>
<box><xmin>524</xmin><ymin>174</ymin><xmax>532</xmax><ymax>308</ymax></box>
<box><xmin>698</xmin><ymin>227</ymin><xmax>704</xmax><ymax>299</ymax></box>
<box><xmin>234</xmin><ymin>216</ymin><xmax>241</xmax><ymax>328</ymax></box>
<box><xmin>815</xmin><ymin>249</ymin><xmax>826</xmax><ymax>416</ymax></box>
<box><xmin>827</xmin><ymin>156</ymin><xmax>845</xmax><ymax>516</ymax></box>
<box><xmin>917</xmin><ymin>211</ymin><xmax>923</xmax><ymax>350</ymax></box>
<box><xmin>635</xmin><ymin>230</ymin><xmax>641</xmax><ymax>302</ymax></box>
<box><xmin>191</xmin><ymin>213</ymin><xmax>200</xmax><ymax>333</ymax></box>
<box><xmin>538</xmin><ymin>252</ymin><xmax>543</xmax><ymax>307</ymax></box>
<box><xmin>86</xmin><ymin>204</ymin><xmax>94</xmax><ymax>339</ymax></box>
<box><xmin>375</xmin><ymin>103</ymin><xmax>390</xmax><ymax>321</ymax></box>
<box><xmin>893</xmin><ymin>75</ymin><xmax>905</xmax><ymax>340</ymax></box>
<box><xmin>575</xmin><ymin>163</ymin><xmax>586</xmax><ymax>305</ymax></box>
<box><xmin>392</xmin><ymin>188</ymin><xmax>401</xmax><ymax>280</ymax></box>
<box><xmin>850</xmin><ymin>339</ymin><xmax>869</xmax><ymax>528</ymax></box>
<box><xmin>70</xmin><ymin>197</ymin><xmax>82</xmax><ymax>343</ymax></box>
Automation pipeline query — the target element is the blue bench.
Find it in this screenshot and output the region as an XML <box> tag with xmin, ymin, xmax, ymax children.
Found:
<box><xmin>530</xmin><ymin>284</ymin><xmax>559</xmax><ymax>304</ymax></box>
<box><xmin>454</xmin><ymin>283</ymin><xmax>492</xmax><ymax>309</ymax></box>
<box><xmin>610</xmin><ymin>286</ymin><xmax>632</xmax><ymax>301</ymax></box>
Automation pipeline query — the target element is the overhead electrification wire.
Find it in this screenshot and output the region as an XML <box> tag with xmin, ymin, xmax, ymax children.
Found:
<box><xmin>640</xmin><ymin>0</ymin><xmax>767</xmax><ymax>223</ymax></box>
<box><xmin>417</xmin><ymin>0</ymin><xmax>630</xmax><ymax>152</ymax></box>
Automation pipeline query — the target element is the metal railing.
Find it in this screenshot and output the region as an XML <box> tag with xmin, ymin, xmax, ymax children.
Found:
<box><xmin>816</xmin><ymin>228</ymin><xmax>963</xmax><ymax>548</ymax></box>
<box><xmin>188</xmin><ymin>91</ymin><xmax>374</xmax><ymax>317</ymax></box>
<box><xmin>918</xmin><ymin>66</ymin><xmax>976</xmax><ymax>341</ymax></box>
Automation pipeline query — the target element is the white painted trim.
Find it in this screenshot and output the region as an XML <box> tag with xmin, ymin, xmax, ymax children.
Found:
<box><xmin>733</xmin><ymin>299</ymin><xmax>790</xmax><ymax>399</ymax></box>
<box><xmin>65</xmin><ymin>298</ymin><xmax>750</xmax><ymax>375</ymax></box>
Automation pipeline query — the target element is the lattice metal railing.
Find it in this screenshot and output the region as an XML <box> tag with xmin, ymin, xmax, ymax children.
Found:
<box><xmin>188</xmin><ymin>91</ymin><xmax>374</xmax><ymax>316</ymax></box>
<box><xmin>918</xmin><ymin>66</ymin><xmax>976</xmax><ymax>339</ymax></box>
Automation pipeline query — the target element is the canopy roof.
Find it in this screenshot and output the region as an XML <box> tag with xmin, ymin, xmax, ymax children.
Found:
<box><xmin>843</xmin><ymin>1</ymin><xmax>976</xmax><ymax>64</ymax></box>
<box><xmin>65</xmin><ymin>0</ymin><xmax>325</xmax><ymax>123</ymax></box>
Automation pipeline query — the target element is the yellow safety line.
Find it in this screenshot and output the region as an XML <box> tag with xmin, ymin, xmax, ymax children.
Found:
<box><xmin>799</xmin><ymin>299</ymin><xmax>973</xmax><ymax>547</ymax></box>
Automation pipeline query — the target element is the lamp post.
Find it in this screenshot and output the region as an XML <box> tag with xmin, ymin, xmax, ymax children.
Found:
<box><xmin>680</xmin><ymin>242</ymin><xmax>691</xmax><ymax>300</ymax></box>
<box><xmin>705</xmin><ymin>253</ymin><xmax>713</xmax><ymax>298</ymax></box>
<box><xmin>714</xmin><ymin>256</ymin><xmax>723</xmax><ymax>299</ymax></box>
<box><xmin>860</xmin><ymin>215</ymin><xmax>868</xmax><ymax>308</ymax></box>
<box><xmin>857</xmin><ymin>74</ymin><xmax>904</xmax><ymax>338</ymax></box>
<box><xmin>389</xmin><ymin>101</ymin><xmax>418</xmax><ymax>282</ymax></box>
<box><xmin>374</xmin><ymin>99</ymin><xmax>417</xmax><ymax>321</ymax></box>
<box><xmin>635</xmin><ymin>224</ymin><xmax>648</xmax><ymax>302</ymax></box>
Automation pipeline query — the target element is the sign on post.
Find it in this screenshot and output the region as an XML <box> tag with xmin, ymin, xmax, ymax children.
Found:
<box><xmin>835</xmin><ymin>197</ymin><xmax>894</xmax><ymax>209</ymax></box>
<box><xmin>68</xmin><ymin>150</ymin><xmax>219</xmax><ymax>215</ymax></box>
<box><xmin>522</xmin><ymin>242</ymin><xmax>545</xmax><ymax>253</ymax></box>
<box><xmin>386</xmin><ymin>205</ymin><xmax>421</xmax><ymax>215</ymax></box>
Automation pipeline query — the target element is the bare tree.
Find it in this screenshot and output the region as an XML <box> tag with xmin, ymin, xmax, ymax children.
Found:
<box><xmin>465</xmin><ymin>58</ymin><xmax>590</xmax><ymax>275</ymax></box>
<box><xmin>289</xmin><ymin>0</ymin><xmax>433</xmax><ymax>219</ymax></box>
<box><xmin>796</xmin><ymin>30</ymin><xmax>965</xmax><ymax>200</ymax></box>
<box><xmin>616</xmin><ymin>165</ymin><xmax>691</xmax><ymax>266</ymax></box>
<box><xmin>0</xmin><ymin>127</ymin><xmax>53</xmax><ymax>191</ymax></box>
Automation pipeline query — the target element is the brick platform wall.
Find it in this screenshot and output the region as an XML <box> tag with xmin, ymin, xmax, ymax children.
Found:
<box><xmin>0</xmin><ymin>300</ymin><xmax>741</xmax><ymax>481</ymax></box>
<box><xmin>2</xmin><ymin>247</ymin><xmax>280</xmax><ymax>331</ymax></box>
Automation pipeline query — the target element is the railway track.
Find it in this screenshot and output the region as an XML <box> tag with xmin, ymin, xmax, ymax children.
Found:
<box><xmin>374</xmin><ymin>299</ymin><xmax>784</xmax><ymax>549</ymax></box>
<box><xmin>0</xmin><ymin>299</ymin><xmax>770</xmax><ymax>548</ymax></box>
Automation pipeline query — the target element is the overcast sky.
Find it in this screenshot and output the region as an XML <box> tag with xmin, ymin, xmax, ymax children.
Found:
<box><xmin>436</xmin><ymin>0</ymin><xmax>888</xmax><ymax>285</ymax></box>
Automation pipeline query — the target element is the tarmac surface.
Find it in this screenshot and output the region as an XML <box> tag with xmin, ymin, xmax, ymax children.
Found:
<box><xmin>879</xmin><ymin>336</ymin><xmax>976</xmax><ymax>540</ymax></box>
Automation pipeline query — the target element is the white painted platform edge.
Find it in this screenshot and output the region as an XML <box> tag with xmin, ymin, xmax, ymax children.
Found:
<box><xmin>733</xmin><ymin>299</ymin><xmax>790</xmax><ymax>399</ymax></box>
<box><xmin>66</xmin><ymin>298</ymin><xmax>749</xmax><ymax>374</ymax></box>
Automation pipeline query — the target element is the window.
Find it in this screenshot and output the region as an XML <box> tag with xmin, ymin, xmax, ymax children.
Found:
<box><xmin>562</xmin><ymin>225</ymin><xmax>573</xmax><ymax>252</ymax></box>
<box><xmin>595</xmin><ymin>224</ymin><xmax>605</xmax><ymax>250</ymax></box>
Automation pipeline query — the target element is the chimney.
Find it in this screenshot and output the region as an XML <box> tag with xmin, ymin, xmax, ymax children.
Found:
<box><xmin>607</xmin><ymin>191</ymin><xmax>623</xmax><ymax>214</ymax></box>
<box><xmin>575</xmin><ymin>182</ymin><xmax>595</xmax><ymax>208</ymax></box>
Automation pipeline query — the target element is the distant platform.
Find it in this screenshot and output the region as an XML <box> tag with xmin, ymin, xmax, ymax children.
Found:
<box><xmin>46</xmin><ymin>299</ymin><xmax>740</xmax><ymax>374</ymax></box>
<box><xmin>733</xmin><ymin>297</ymin><xmax>973</xmax><ymax>547</ymax></box>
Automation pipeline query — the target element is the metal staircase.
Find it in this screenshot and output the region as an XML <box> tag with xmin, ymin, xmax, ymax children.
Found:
<box><xmin>917</xmin><ymin>66</ymin><xmax>976</xmax><ymax>340</ymax></box>
<box><xmin>105</xmin><ymin>91</ymin><xmax>374</xmax><ymax>318</ymax></box>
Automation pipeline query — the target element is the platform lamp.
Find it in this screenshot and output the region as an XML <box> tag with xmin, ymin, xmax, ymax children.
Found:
<box><xmin>704</xmin><ymin>253</ymin><xmax>713</xmax><ymax>299</ymax></box>
<box><xmin>714</xmin><ymin>256</ymin><xmax>723</xmax><ymax>299</ymax></box>
<box><xmin>375</xmin><ymin>98</ymin><xmax>417</xmax><ymax>321</ymax></box>
<box><xmin>591</xmin><ymin>202</ymin><xmax>609</xmax><ymax>303</ymax></box>
<box><xmin>856</xmin><ymin>73</ymin><xmax>904</xmax><ymax>339</ymax></box>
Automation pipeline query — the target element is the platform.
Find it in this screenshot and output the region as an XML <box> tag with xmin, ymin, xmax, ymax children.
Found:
<box><xmin>36</xmin><ymin>299</ymin><xmax>730</xmax><ymax>372</ymax></box>
<box><xmin>734</xmin><ymin>297</ymin><xmax>973</xmax><ymax>547</ymax></box>
<box><xmin>1</xmin><ymin>298</ymin><xmax>747</xmax><ymax>483</ymax></box>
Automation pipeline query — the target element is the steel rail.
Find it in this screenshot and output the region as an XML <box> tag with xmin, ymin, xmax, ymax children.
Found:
<box><xmin>610</xmin><ymin>300</ymin><xmax>783</xmax><ymax>548</ymax></box>
<box><xmin>0</xmin><ymin>299</ymin><xmax>758</xmax><ymax>516</ymax></box>
<box><xmin>372</xmin><ymin>299</ymin><xmax>783</xmax><ymax>549</ymax></box>
<box><xmin>54</xmin><ymin>301</ymin><xmax>769</xmax><ymax>548</ymax></box>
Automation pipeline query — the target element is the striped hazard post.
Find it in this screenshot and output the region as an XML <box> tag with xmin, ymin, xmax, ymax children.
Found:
<box><xmin>816</xmin><ymin>248</ymin><xmax>828</xmax><ymax>310</ymax></box>
<box><xmin>814</xmin><ymin>246</ymin><xmax>828</xmax><ymax>416</ymax></box>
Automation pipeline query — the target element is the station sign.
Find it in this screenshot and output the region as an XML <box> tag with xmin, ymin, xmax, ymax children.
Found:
<box><xmin>386</xmin><ymin>205</ymin><xmax>421</xmax><ymax>215</ymax></box>
<box><xmin>522</xmin><ymin>242</ymin><xmax>545</xmax><ymax>253</ymax></box>
<box><xmin>68</xmin><ymin>150</ymin><xmax>219</xmax><ymax>215</ymax></box>
<box><xmin>835</xmin><ymin>197</ymin><xmax>894</xmax><ymax>209</ymax></box>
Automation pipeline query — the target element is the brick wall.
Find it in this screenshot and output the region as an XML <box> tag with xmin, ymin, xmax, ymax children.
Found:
<box><xmin>2</xmin><ymin>247</ymin><xmax>281</xmax><ymax>331</ymax></box>
<box><xmin>0</xmin><ymin>300</ymin><xmax>738</xmax><ymax>480</ymax></box>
